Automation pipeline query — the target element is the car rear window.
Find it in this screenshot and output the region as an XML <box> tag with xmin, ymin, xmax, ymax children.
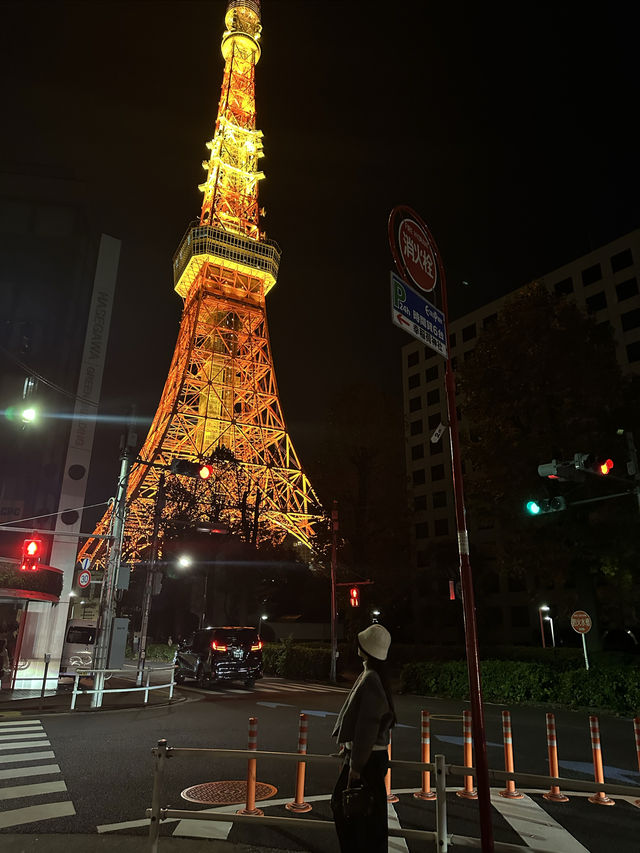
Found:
<box><xmin>212</xmin><ymin>628</ymin><xmax>258</xmax><ymax>645</ymax></box>
<box><xmin>66</xmin><ymin>626</ymin><xmax>96</xmax><ymax>644</ymax></box>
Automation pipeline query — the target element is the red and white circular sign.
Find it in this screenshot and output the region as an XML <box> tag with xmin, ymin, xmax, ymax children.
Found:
<box><xmin>78</xmin><ymin>570</ymin><xmax>91</xmax><ymax>589</ymax></box>
<box><xmin>397</xmin><ymin>218</ymin><xmax>438</xmax><ymax>293</ymax></box>
<box><xmin>570</xmin><ymin>610</ymin><xmax>592</xmax><ymax>634</ymax></box>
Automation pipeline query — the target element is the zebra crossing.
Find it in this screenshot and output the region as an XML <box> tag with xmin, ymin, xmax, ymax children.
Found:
<box><xmin>180</xmin><ymin>677</ymin><xmax>350</xmax><ymax>699</ymax></box>
<box><xmin>0</xmin><ymin>718</ymin><xmax>75</xmax><ymax>830</ymax></box>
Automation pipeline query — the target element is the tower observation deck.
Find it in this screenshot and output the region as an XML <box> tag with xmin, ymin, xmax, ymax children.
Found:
<box><xmin>80</xmin><ymin>0</ymin><xmax>321</xmax><ymax>566</ymax></box>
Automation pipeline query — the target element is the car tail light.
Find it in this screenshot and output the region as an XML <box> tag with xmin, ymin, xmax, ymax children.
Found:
<box><xmin>250</xmin><ymin>641</ymin><xmax>263</xmax><ymax>651</ymax></box>
<box><xmin>211</xmin><ymin>641</ymin><xmax>227</xmax><ymax>652</ymax></box>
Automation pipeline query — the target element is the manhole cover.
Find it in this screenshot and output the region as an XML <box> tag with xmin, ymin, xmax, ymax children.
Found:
<box><xmin>181</xmin><ymin>780</ymin><xmax>278</xmax><ymax>804</ymax></box>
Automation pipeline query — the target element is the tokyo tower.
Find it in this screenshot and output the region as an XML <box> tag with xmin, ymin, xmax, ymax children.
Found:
<box><xmin>81</xmin><ymin>0</ymin><xmax>320</xmax><ymax>564</ymax></box>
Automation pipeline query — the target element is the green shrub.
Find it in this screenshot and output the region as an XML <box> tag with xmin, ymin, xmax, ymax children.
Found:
<box><xmin>126</xmin><ymin>643</ymin><xmax>175</xmax><ymax>662</ymax></box>
<box><xmin>263</xmin><ymin>638</ymin><xmax>332</xmax><ymax>681</ymax></box>
<box><xmin>401</xmin><ymin>659</ymin><xmax>640</xmax><ymax>714</ymax></box>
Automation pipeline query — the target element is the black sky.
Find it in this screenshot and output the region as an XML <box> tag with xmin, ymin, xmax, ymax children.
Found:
<box><xmin>3</xmin><ymin>0</ymin><xmax>639</xmax><ymax>507</ymax></box>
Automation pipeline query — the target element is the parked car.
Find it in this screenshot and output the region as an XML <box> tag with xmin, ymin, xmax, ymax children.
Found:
<box><xmin>59</xmin><ymin>619</ymin><xmax>96</xmax><ymax>682</ymax></box>
<box><xmin>173</xmin><ymin>626</ymin><xmax>263</xmax><ymax>688</ymax></box>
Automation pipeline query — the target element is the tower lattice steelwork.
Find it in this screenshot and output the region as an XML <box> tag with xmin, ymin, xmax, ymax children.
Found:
<box><xmin>80</xmin><ymin>0</ymin><xmax>320</xmax><ymax>564</ymax></box>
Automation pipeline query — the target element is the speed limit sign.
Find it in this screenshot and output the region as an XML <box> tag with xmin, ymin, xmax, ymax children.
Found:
<box><xmin>78</xmin><ymin>570</ymin><xmax>91</xmax><ymax>589</ymax></box>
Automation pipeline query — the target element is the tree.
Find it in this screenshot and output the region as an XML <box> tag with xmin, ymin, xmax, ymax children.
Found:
<box><xmin>456</xmin><ymin>281</ymin><xmax>640</xmax><ymax>635</ymax></box>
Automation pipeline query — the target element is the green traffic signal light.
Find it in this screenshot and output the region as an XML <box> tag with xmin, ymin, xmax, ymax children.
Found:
<box><xmin>525</xmin><ymin>497</ymin><xmax>567</xmax><ymax>515</ymax></box>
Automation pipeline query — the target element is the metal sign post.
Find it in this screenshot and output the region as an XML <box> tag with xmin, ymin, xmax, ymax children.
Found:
<box><xmin>389</xmin><ymin>205</ymin><xmax>495</xmax><ymax>852</ymax></box>
<box><xmin>571</xmin><ymin>610</ymin><xmax>592</xmax><ymax>670</ymax></box>
<box><xmin>329</xmin><ymin>502</ymin><xmax>338</xmax><ymax>684</ymax></box>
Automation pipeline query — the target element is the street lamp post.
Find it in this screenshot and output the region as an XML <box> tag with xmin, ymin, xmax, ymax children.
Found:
<box><xmin>258</xmin><ymin>614</ymin><xmax>267</xmax><ymax>637</ymax></box>
<box><xmin>545</xmin><ymin>615</ymin><xmax>556</xmax><ymax>648</ymax></box>
<box><xmin>538</xmin><ymin>605</ymin><xmax>550</xmax><ymax>648</ymax></box>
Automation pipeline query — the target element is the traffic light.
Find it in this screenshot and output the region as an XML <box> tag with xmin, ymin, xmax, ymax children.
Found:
<box><xmin>21</xmin><ymin>536</ymin><xmax>42</xmax><ymax>571</ymax></box>
<box><xmin>525</xmin><ymin>497</ymin><xmax>567</xmax><ymax>515</ymax></box>
<box><xmin>538</xmin><ymin>460</ymin><xmax>560</xmax><ymax>479</ymax></box>
<box><xmin>349</xmin><ymin>586</ymin><xmax>360</xmax><ymax>607</ymax></box>
<box><xmin>170</xmin><ymin>459</ymin><xmax>213</xmax><ymax>479</ymax></box>
<box><xmin>573</xmin><ymin>453</ymin><xmax>614</xmax><ymax>475</ymax></box>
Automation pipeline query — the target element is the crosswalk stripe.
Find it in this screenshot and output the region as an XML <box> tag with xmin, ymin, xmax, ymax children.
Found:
<box><xmin>0</xmin><ymin>750</ymin><xmax>55</xmax><ymax>765</ymax></box>
<box><xmin>0</xmin><ymin>740</ymin><xmax>51</xmax><ymax>751</ymax></box>
<box><xmin>0</xmin><ymin>732</ymin><xmax>47</xmax><ymax>742</ymax></box>
<box><xmin>0</xmin><ymin>726</ymin><xmax>44</xmax><ymax>735</ymax></box>
<box><xmin>490</xmin><ymin>790</ymin><xmax>590</xmax><ymax>852</ymax></box>
<box><xmin>0</xmin><ymin>800</ymin><xmax>76</xmax><ymax>830</ymax></box>
<box><xmin>0</xmin><ymin>763</ymin><xmax>60</xmax><ymax>781</ymax></box>
<box><xmin>0</xmin><ymin>720</ymin><xmax>42</xmax><ymax>728</ymax></box>
<box><xmin>0</xmin><ymin>780</ymin><xmax>67</xmax><ymax>800</ymax></box>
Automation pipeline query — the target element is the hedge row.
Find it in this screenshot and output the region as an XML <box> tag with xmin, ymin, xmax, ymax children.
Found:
<box><xmin>401</xmin><ymin>659</ymin><xmax>640</xmax><ymax>714</ymax></box>
<box><xmin>263</xmin><ymin>641</ymin><xmax>332</xmax><ymax>681</ymax></box>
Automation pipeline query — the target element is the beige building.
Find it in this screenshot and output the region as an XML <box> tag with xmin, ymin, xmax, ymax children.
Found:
<box><xmin>402</xmin><ymin>228</ymin><xmax>640</xmax><ymax>643</ymax></box>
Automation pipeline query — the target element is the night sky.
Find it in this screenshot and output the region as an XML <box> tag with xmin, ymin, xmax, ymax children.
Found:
<box><xmin>3</xmin><ymin>1</ymin><xmax>639</xmax><ymax>511</ymax></box>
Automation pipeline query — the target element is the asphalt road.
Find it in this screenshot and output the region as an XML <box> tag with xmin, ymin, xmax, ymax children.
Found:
<box><xmin>1</xmin><ymin>678</ymin><xmax>639</xmax><ymax>852</ymax></box>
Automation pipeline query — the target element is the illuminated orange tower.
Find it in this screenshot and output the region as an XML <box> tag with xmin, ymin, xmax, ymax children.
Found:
<box><xmin>81</xmin><ymin>0</ymin><xmax>320</xmax><ymax>562</ymax></box>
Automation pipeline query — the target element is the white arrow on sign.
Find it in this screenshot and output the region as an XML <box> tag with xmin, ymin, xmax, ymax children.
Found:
<box><xmin>80</xmin><ymin>557</ymin><xmax>91</xmax><ymax>572</ymax></box>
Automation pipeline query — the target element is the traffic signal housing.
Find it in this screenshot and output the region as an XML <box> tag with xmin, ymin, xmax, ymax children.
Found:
<box><xmin>573</xmin><ymin>453</ymin><xmax>614</xmax><ymax>475</ymax></box>
<box><xmin>21</xmin><ymin>536</ymin><xmax>42</xmax><ymax>571</ymax></box>
<box><xmin>349</xmin><ymin>586</ymin><xmax>360</xmax><ymax>607</ymax></box>
<box><xmin>525</xmin><ymin>497</ymin><xmax>567</xmax><ymax>515</ymax></box>
<box><xmin>170</xmin><ymin>459</ymin><xmax>213</xmax><ymax>479</ymax></box>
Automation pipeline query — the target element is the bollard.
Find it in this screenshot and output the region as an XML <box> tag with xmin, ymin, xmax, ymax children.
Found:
<box><xmin>386</xmin><ymin>731</ymin><xmax>399</xmax><ymax>803</ymax></box>
<box><xmin>414</xmin><ymin>710</ymin><xmax>437</xmax><ymax>801</ymax></box>
<box><xmin>634</xmin><ymin>718</ymin><xmax>640</xmax><ymax>808</ymax></box>
<box><xmin>456</xmin><ymin>710</ymin><xmax>477</xmax><ymax>799</ymax></box>
<box><xmin>286</xmin><ymin>713</ymin><xmax>312</xmax><ymax>813</ymax></box>
<box><xmin>543</xmin><ymin>712</ymin><xmax>569</xmax><ymax>802</ymax></box>
<box><xmin>499</xmin><ymin>710</ymin><xmax>524</xmax><ymax>799</ymax></box>
<box><xmin>587</xmin><ymin>716</ymin><xmax>614</xmax><ymax>806</ymax></box>
<box><xmin>236</xmin><ymin>717</ymin><xmax>264</xmax><ymax>816</ymax></box>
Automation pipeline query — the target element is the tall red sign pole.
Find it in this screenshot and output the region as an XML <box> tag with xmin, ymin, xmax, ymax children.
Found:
<box><xmin>389</xmin><ymin>206</ymin><xmax>494</xmax><ymax>852</ymax></box>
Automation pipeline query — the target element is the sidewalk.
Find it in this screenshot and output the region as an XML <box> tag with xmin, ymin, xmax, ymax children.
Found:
<box><xmin>0</xmin><ymin>677</ymin><xmax>184</xmax><ymax>715</ymax></box>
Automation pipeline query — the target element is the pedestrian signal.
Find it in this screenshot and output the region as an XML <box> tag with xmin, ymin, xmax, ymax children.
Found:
<box><xmin>349</xmin><ymin>586</ymin><xmax>360</xmax><ymax>607</ymax></box>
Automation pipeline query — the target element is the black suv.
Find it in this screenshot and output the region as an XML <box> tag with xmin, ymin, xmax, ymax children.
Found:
<box><xmin>173</xmin><ymin>627</ymin><xmax>263</xmax><ymax>688</ymax></box>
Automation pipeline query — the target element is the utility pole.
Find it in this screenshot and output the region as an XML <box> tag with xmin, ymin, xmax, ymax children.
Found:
<box><xmin>136</xmin><ymin>473</ymin><xmax>166</xmax><ymax>686</ymax></box>
<box><xmin>91</xmin><ymin>420</ymin><xmax>136</xmax><ymax>707</ymax></box>
<box><xmin>329</xmin><ymin>501</ymin><xmax>338</xmax><ymax>684</ymax></box>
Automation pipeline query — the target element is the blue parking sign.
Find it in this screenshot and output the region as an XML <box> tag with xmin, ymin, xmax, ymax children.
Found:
<box><xmin>391</xmin><ymin>272</ymin><xmax>448</xmax><ymax>358</ymax></box>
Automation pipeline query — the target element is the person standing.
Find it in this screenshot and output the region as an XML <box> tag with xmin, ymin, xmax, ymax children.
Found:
<box><xmin>331</xmin><ymin>623</ymin><xmax>396</xmax><ymax>852</ymax></box>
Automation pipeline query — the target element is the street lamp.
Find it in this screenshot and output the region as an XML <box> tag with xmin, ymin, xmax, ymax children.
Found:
<box><xmin>544</xmin><ymin>615</ymin><xmax>556</xmax><ymax>648</ymax></box>
<box><xmin>258</xmin><ymin>614</ymin><xmax>267</xmax><ymax>637</ymax></box>
<box><xmin>372</xmin><ymin>609</ymin><xmax>380</xmax><ymax>623</ymax></box>
<box><xmin>177</xmin><ymin>554</ymin><xmax>193</xmax><ymax>568</ymax></box>
<box><xmin>538</xmin><ymin>605</ymin><xmax>550</xmax><ymax>648</ymax></box>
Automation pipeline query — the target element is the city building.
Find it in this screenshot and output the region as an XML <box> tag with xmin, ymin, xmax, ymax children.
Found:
<box><xmin>402</xmin><ymin>228</ymin><xmax>640</xmax><ymax>644</ymax></box>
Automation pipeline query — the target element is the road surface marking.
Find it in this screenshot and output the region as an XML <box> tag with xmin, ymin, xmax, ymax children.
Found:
<box><xmin>559</xmin><ymin>759</ymin><xmax>640</xmax><ymax>786</ymax></box>
<box><xmin>98</xmin><ymin>816</ymin><xmax>179</xmax><ymax>832</ymax></box>
<box><xmin>0</xmin><ymin>763</ymin><xmax>61</xmax><ymax>780</ymax></box>
<box><xmin>0</xmin><ymin>726</ymin><xmax>44</xmax><ymax>735</ymax></box>
<box><xmin>490</xmin><ymin>790</ymin><xmax>590</xmax><ymax>852</ymax></box>
<box><xmin>0</xmin><ymin>750</ymin><xmax>55</xmax><ymax>765</ymax></box>
<box><xmin>0</xmin><ymin>800</ymin><xmax>76</xmax><ymax>830</ymax></box>
<box><xmin>388</xmin><ymin>802</ymin><xmax>410</xmax><ymax>852</ymax></box>
<box><xmin>0</xmin><ymin>740</ymin><xmax>51</xmax><ymax>751</ymax></box>
<box><xmin>0</xmin><ymin>731</ymin><xmax>47</xmax><ymax>741</ymax></box>
<box><xmin>0</xmin><ymin>748</ymin><xmax>56</xmax><ymax>765</ymax></box>
<box><xmin>0</xmin><ymin>719</ymin><xmax>43</xmax><ymax>727</ymax></box>
<box><xmin>0</xmin><ymin>780</ymin><xmax>67</xmax><ymax>800</ymax></box>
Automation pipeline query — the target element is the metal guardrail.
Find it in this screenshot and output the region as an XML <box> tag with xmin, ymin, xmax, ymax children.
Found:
<box><xmin>70</xmin><ymin>666</ymin><xmax>175</xmax><ymax>710</ymax></box>
<box><xmin>145</xmin><ymin>740</ymin><xmax>640</xmax><ymax>853</ymax></box>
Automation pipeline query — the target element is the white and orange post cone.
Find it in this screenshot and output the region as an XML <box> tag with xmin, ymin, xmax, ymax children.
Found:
<box><xmin>414</xmin><ymin>710</ymin><xmax>437</xmax><ymax>801</ymax></box>
<box><xmin>499</xmin><ymin>710</ymin><xmax>524</xmax><ymax>799</ymax></box>
<box><xmin>588</xmin><ymin>716</ymin><xmax>614</xmax><ymax>806</ymax></box>
<box><xmin>386</xmin><ymin>731</ymin><xmax>399</xmax><ymax>803</ymax></box>
<box><xmin>237</xmin><ymin>716</ymin><xmax>264</xmax><ymax>816</ymax></box>
<box><xmin>286</xmin><ymin>713</ymin><xmax>312</xmax><ymax>813</ymax></box>
<box><xmin>456</xmin><ymin>710</ymin><xmax>478</xmax><ymax>799</ymax></box>
<box><xmin>543</xmin><ymin>712</ymin><xmax>569</xmax><ymax>803</ymax></box>
<box><xmin>633</xmin><ymin>718</ymin><xmax>640</xmax><ymax>808</ymax></box>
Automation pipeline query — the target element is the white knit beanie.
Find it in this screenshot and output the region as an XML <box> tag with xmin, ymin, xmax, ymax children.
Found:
<box><xmin>357</xmin><ymin>624</ymin><xmax>391</xmax><ymax>661</ymax></box>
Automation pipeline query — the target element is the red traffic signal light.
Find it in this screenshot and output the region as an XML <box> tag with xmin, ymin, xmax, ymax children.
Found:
<box><xmin>21</xmin><ymin>537</ymin><xmax>42</xmax><ymax>571</ymax></box>
<box><xmin>598</xmin><ymin>458</ymin><xmax>614</xmax><ymax>475</ymax></box>
<box><xmin>198</xmin><ymin>464</ymin><xmax>213</xmax><ymax>480</ymax></box>
<box><xmin>349</xmin><ymin>586</ymin><xmax>360</xmax><ymax>607</ymax></box>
